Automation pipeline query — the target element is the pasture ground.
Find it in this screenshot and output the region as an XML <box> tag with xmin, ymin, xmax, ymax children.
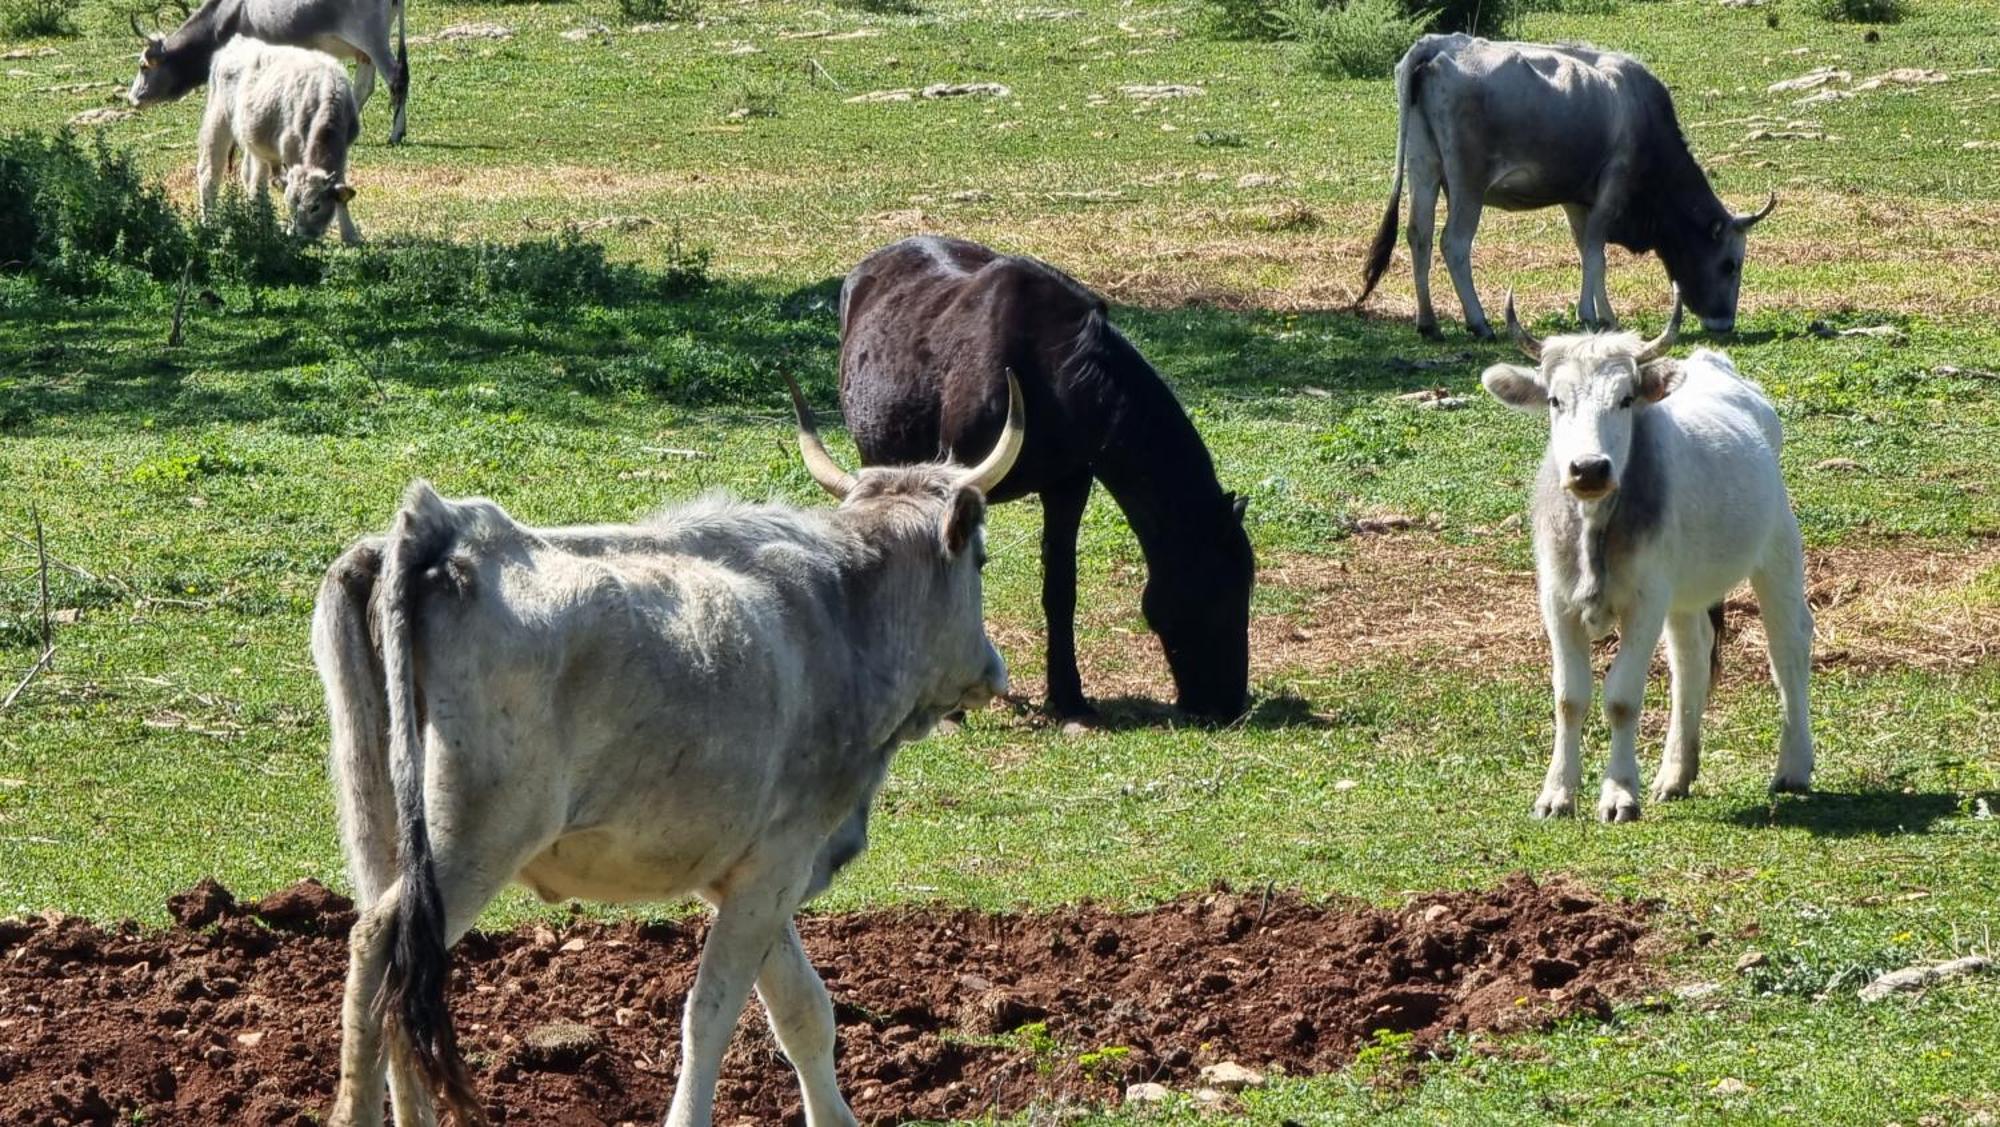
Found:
<box><xmin>3</xmin><ymin>0</ymin><xmax>1999</xmax><ymax>1122</ymax></box>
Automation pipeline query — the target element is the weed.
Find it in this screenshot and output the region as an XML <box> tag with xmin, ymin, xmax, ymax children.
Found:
<box><xmin>1193</xmin><ymin>129</ymin><xmax>1249</xmax><ymax>147</ymax></box>
<box><xmin>1806</xmin><ymin>0</ymin><xmax>1906</xmax><ymax>22</ymax></box>
<box><xmin>615</xmin><ymin>0</ymin><xmax>701</xmax><ymax>24</ymax></box>
<box><xmin>0</xmin><ymin>0</ymin><xmax>77</xmax><ymax>37</ymax></box>
<box><xmin>1272</xmin><ymin>0</ymin><xmax>1427</xmax><ymax>79</ymax></box>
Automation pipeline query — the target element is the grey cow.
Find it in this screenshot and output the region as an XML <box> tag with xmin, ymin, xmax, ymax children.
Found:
<box><xmin>1357</xmin><ymin>34</ymin><xmax>1776</xmax><ymax>338</ymax></box>
<box><xmin>199</xmin><ymin>38</ymin><xmax>360</xmax><ymax>243</ymax></box>
<box><xmin>129</xmin><ymin>0</ymin><xmax>409</xmax><ymax>144</ymax></box>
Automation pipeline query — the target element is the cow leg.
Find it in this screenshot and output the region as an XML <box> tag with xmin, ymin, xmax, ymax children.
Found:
<box><xmin>195</xmin><ymin>109</ymin><xmax>233</xmax><ymax>221</ymax></box>
<box><xmin>353</xmin><ymin>58</ymin><xmax>377</xmax><ymax>110</ymax></box>
<box><xmin>337</xmin><ymin>202</ymin><xmax>363</xmax><ymax>246</ymax></box>
<box><xmin>756</xmin><ymin>922</ymin><xmax>859</xmax><ymax>1127</ymax></box>
<box><xmin>1599</xmin><ymin>596</ymin><xmax>1668</xmax><ymax>822</ymax></box>
<box><xmin>1040</xmin><ymin>473</ymin><xmax>1094</xmax><ymax>720</ymax></box>
<box><xmin>1653</xmin><ymin>608</ymin><xmax>1714</xmax><ymax>802</ymax></box>
<box><xmin>329</xmin><ymin>895</ymin><xmax>399</xmax><ymax>1127</ymax></box>
<box><xmin>1438</xmin><ymin>190</ymin><xmax>1490</xmax><ymax>338</ymax></box>
<box><xmin>1560</xmin><ymin>204</ymin><xmax>1616</xmax><ymax>329</ymax></box>
<box><xmin>1406</xmin><ymin>164</ymin><xmax>1442</xmax><ymax>337</ymax></box>
<box><xmin>667</xmin><ymin>863</ymin><xmax>814</xmax><ymax>1127</ymax></box>
<box><xmin>1753</xmin><ymin>533</ymin><xmax>1815</xmax><ymax>794</ymax></box>
<box><xmin>1534</xmin><ymin>596</ymin><xmax>1591</xmax><ymax>819</ymax></box>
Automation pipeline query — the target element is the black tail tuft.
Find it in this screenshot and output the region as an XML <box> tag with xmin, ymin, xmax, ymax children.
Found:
<box><xmin>1707</xmin><ymin>602</ymin><xmax>1726</xmax><ymax>684</ymax></box>
<box><xmin>1356</xmin><ymin>193</ymin><xmax>1401</xmax><ymax>308</ymax></box>
<box><xmin>382</xmin><ymin>838</ymin><xmax>488</xmax><ymax>1126</ymax></box>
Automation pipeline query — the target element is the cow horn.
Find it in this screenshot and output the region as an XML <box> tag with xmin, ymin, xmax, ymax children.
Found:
<box><xmin>961</xmin><ymin>368</ymin><xmax>1026</xmax><ymax>496</ymax></box>
<box><xmin>1734</xmin><ymin>191</ymin><xmax>1778</xmax><ymax>230</ymax></box>
<box><xmin>783</xmin><ymin>371</ymin><xmax>855</xmax><ymax>500</ymax></box>
<box><xmin>130</xmin><ymin>12</ymin><xmax>146</xmax><ymax>37</ymax></box>
<box><xmin>1504</xmin><ymin>290</ymin><xmax>1542</xmax><ymax>362</ymax></box>
<box><xmin>1636</xmin><ymin>290</ymin><xmax>1684</xmax><ymax>363</ymax></box>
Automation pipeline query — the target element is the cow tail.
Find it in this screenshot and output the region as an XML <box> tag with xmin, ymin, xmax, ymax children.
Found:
<box><xmin>1357</xmin><ymin>47</ymin><xmax>1421</xmax><ymax>307</ymax></box>
<box><xmin>375</xmin><ymin>481</ymin><xmax>487</xmax><ymax>1127</ymax></box>
<box><xmin>1707</xmin><ymin>601</ymin><xmax>1726</xmax><ymax>685</ymax></box>
<box><xmin>396</xmin><ymin>0</ymin><xmax>408</xmax><ymax>75</ymax></box>
<box><xmin>311</xmin><ymin>539</ymin><xmax>397</xmax><ymax>907</ymax></box>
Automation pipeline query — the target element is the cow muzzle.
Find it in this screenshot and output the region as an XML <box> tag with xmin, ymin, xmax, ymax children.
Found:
<box><xmin>959</xmin><ymin>644</ymin><xmax>1009</xmax><ymax>711</ymax></box>
<box><xmin>1565</xmin><ymin>455</ymin><xmax>1616</xmax><ymax>500</ymax></box>
<box><xmin>1699</xmin><ymin>315</ymin><xmax>1736</xmax><ymax>334</ymax></box>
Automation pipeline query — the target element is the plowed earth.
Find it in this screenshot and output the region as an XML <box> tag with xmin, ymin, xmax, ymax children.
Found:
<box><xmin>0</xmin><ymin>874</ymin><xmax>1653</xmax><ymax>1126</ymax></box>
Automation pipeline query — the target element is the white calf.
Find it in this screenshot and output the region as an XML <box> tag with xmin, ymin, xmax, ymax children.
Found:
<box><xmin>1483</xmin><ymin>294</ymin><xmax>1814</xmax><ymax>822</ymax></box>
<box><xmin>198</xmin><ymin>37</ymin><xmax>360</xmax><ymax>243</ymax></box>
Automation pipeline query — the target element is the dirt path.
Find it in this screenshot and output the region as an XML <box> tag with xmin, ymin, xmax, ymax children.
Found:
<box><xmin>0</xmin><ymin>875</ymin><xmax>1652</xmax><ymax>1126</ymax></box>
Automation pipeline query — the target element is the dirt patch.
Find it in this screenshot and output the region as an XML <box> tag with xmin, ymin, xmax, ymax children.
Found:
<box><xmin>993</xmin><ymin>536</ymin><xmax>2000</xmax><ymax>712</ymax></box>
<box><xmin>0</xmin><ymin>874</ymin><xmax>1652</xmax><ymax>1125</ymax></box>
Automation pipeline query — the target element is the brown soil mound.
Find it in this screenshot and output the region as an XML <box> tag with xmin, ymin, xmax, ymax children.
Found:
<box><xmin>0</xmin><ymin>874</ymin><xmax>1652</xmax><ymax>1126</ymax></box>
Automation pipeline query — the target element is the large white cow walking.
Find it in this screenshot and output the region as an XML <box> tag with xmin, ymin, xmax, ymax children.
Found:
<box><xmin>1482</xmin><ymin>294</ymin><xmax>1814</xmax><ymax>821</ymax></box>
<box><xmin>313</xmin><ymin>376</ymin><xmax>1024</xmax><ymax>1126</ymax></box>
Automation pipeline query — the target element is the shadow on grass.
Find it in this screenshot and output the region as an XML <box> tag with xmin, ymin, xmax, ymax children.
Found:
<box><xmin>1719</xmin><ymin>790</ymin><xmax>1966</xmax><ymax>837</ymax></box>
<box><xmin>1082</xmin><ymin>690</ymin><xmax>1332</xmax><ymax>732</ymax></box>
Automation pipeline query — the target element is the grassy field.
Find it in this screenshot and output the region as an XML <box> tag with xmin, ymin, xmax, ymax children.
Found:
<box><xmin>3</xmin><ymin>0</ymin><xmax>1999</xmax><ymax>1122</ymax></box>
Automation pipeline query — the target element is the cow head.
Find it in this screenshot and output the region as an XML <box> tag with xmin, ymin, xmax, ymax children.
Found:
<box><xmin>283</xmin><ymin>168</ymin><xmax>356</xmax><ymax>241</ymax></box>
<box><xmin>126</xmin><ymin>17</ymin><xmax>204</xmax><ymax>107</ymax></box>
<box><xmin>1659</xmin><ymin>192</ymin><xmax>1775</xmax><ymax>334</ymax></box>
<box><xmin>1143</xmin><ymin>491</ymin><xmax>1253</xmax><ymax>721</ymax></box>
<box><xmin>1482</xmin><ymin>291</ymin><xmax>1683</xmax><ymax>504</ymax></box>
<box><xmin>788</xmin><ymin>370</ymin><xmax>1024</xmax><ymax>728</ymax></box>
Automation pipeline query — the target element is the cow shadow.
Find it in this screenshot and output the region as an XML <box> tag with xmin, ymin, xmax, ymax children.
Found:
<box><xmin>1075</xmin><ymin>690</ymin><xmax>1332</xmax><ymax>733</ymax></box>
<box><xmin>1717</xmin><ymin>789</ymin><xmax>1970</xmax><ymax>837</ymax></box>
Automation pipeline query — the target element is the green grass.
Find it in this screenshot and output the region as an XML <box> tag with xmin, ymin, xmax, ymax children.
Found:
<box><xmin>2</xmin><ymin>0</ymin><xmax>1999</xmax><ymax>1122</ymax></box>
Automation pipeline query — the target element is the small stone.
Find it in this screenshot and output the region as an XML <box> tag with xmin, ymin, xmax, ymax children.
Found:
<box><xmin>1713</xmin><ymin>1077</ymin><xmax>1752</xmax><ymax>1096</ymax></box>
<box><xmin>1124</xmin><ymin>1082</ymin><xmax>1172</xmax><ymax>1105</ymax></box>
<box><xmin>1236</xmin><ymin>173</ymin><xmax>1279</xmax><ymax>189</ymax></box>
<box><xmin>558</xmin><ymin>937</ymin><xmax>589</xmax><ymax>953</ymax></box>
<box><xmin>1191</xmin><ymin>1086</ymin><xmax>1230</xmax><ymax>1106</ymax></box>
<box><xmin>1735</xmin><ymin>950</ymin><xmax>1768</xmax><ymax>973</ymax></box>
<box><xmin>1333</xmin><ymin>779</ymin><xmax>1358</xmax><ymax>792</ymax></box>
<box><xmin>1197</xmin><ymin>1061</ymin><xmax>1265</xmax><ymax>1092</ymax></box>
<box><xmin>1421</xmin><ymin>905</ymin><xmax>1451</xmax><ymax>925</ymax></box>
<box><xmin>235</xmin><ymin>1031</ymin><xmax>265</xmax><ymax>1048</ymax></box>
<box><xmin>1674</xmin><ymin>981</ymin><xmax>1722</xmax><ymax>1001</ymax></box>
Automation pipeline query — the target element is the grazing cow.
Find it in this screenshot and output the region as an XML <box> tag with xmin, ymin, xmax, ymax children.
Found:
<box><xmin>311</xmin><ymin>376</ymin><xmax>1023</xmax><ymax>1127</ymax></box>
<box><xmin>1358</xmin><ymin>33</ymin><xmax>1777</xmax><ymax>338</ymax></box>
<box><xmin>127</xmin><ymin>0</ymin><xmax>409</xmax><ymax>145</ymax></box>
<box><xmin>1482</xmin><ymin>292</ymin><xmax>1813</xmax><ymax>822</ymax></box>
<box><xmin>839</xmin><ymin>236</ymin><xmax>1255</xmax><ymax>722</ymax></box>
<box><xmin>198</xmin><ymin>38</ymin><xmax>360</xmax><ymax>244</ymax></box>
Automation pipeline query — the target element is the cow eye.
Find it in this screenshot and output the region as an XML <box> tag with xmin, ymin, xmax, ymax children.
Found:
<box><xmin>1548</xmin><ymin>396</ymin><xmax>1562</xmax><ymax>411</ymax></box>
<box><xmin>1619</xmin><ymin>395</ymin><xmax>1635</xmax><ymax>409</ymax></box>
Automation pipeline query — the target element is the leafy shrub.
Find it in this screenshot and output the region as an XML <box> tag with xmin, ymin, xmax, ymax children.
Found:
<box><xmin>0</xmin><ymin>131</ymin><xmax>191</xmax><ymax>291</ymax></box>
<box><xmin>318</xmin><ymin>228</ymin><xmax>711</xmax><ymax>309</ymax></box>
<box><xmin>614</xmin><ymin>0</ymin><xmax>700</xmax><ymax>24</ymax></box>
<box><xmin>1423</xmin><ymin>0</ymin><xmax>1526</xmax><ymax>35</ymax></box>
<box><xmin>1200</xmin><ymin>0</ymin><xmax>1521</xmax><ymax>46</ymax></box>
<box><xmin>0</xmin><ymin>0</ymin><xmax>78</xmax><ymax>37</ymax></box>
<box><xmin>1274</xmin><ymin>0</ymin><xmax>1426</xmax><ymax>79</ymax></box>
<box><xmin>1806</xmin><ymin>0</ymin><xmax>1905</xmax><ymax>22</ymax></box>
<box><xmin>194</xmin><ymin>186</ymin><xmax>319</xmax><ymax>288</ymax></box>
<box><xmin>1198</xmin><ymin>0</ymin><xmax>1285</xmax><ymax>37</ymax></box>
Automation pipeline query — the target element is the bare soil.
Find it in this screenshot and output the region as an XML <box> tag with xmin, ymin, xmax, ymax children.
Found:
<box><xmin>0</xmin><ymin>874</ymin><xmax>1652</xmax><ymax>1126</ymax></box>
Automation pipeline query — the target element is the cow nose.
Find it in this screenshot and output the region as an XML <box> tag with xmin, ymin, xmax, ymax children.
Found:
<box><xmin>1568</xmin><ymin>456</ymin><xmax>1613</xmax><ymax>493</ymax></box>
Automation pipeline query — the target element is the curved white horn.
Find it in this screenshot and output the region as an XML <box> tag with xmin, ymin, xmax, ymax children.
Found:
<box><xmin>783</xmin><ymin>371</ymin><xmax>855</xmax><ymax>499</ymax></box>
<box><xmin>1734</xmin><ymin>191</ymin><xmax>1778</xmax><ymax>230</ymax></box>
<box><xmin>1636</xmin><ymin>290</ymin><xmax>1684</xmax><ymax>363</ymax></box>
<box><xmin>961</xmin><ymin>368</ymin><xmax>1026</xmax><ymax>496</ymax></box>
<box><xmin>1504</xmin><ymin>290</ymin><xmax>1542</xmax><ymax>362</ymax></box>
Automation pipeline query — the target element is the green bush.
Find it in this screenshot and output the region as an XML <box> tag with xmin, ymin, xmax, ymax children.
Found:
<box><xmin>1275</xmin><ymin>0</ymin><xmax>1426</xmax><ymax>79</ymax></box>
<box><xmin>1806</xmin><ymin>0</ymin><xmax>1905</xmax><ymax>22</ymax></box>
<box><xmin>318</xmin><ymin>228</ymin><xmax>711</xmax><ymax>309</ymax></box>
<box><xmin>614</xmin><ymin>0</ymin><xmax>700</xmax><ymax>24</ymax></box>
<box><xmin>1200</xmin><ymin>0</ymin><xmax>1522</xmax><ymax>45</ymax></box>
<box><xmin>194</xmin><ymin>186</ymin><xmax>319</xmax><ymax>288</ymax></box>
<box><xmin>0</xmin><ymin>0</ymin><xmax>78</xmax><ymax>37</ymax></box>
<box><xmin>0</xmin><ymin>131</ymin><xmax>191</xmax><ymax>291</ymax></box>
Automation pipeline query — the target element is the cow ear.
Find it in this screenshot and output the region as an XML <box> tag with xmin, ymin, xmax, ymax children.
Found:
<box><xmin>942</xmin><ymin>484</ymin><xmax>987</xmax><ymax>558</ymax></box>
<box><xmin>1228</xmin><ymin>492</ymin><xmax>1249</xmax><ymax>522</ymax></box>
<box><xmin>1481</xmin><ymin>364</ymin><xmax>1548</xmax><ymax>413</ymax></box>
<box><xmin>1639</xmin><ymin>360</ymin><xmax>1683</xmax><ymax>403</ymax></box>
<box><xmin>334</xmin><ymin>185</ymin><xmax>356</xmax><ymax>203</ymax></box>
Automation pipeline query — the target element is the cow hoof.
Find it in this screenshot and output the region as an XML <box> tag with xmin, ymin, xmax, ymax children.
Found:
<box><xmin>1416</xmin><ymin>321</ymin><xmax>1443</xmax><ymax>340</ymax></box>
<box><xmin>1467</xmin><ymin>322</ymin><xmax>1497</xmax><ymax>342</ymax></box>
<box><xmin>1650</xmin><ymin>781</ymin><xmax>1693</xmax><ymax>803</ymax></box>
<box><xmin>1598</xmin><ymin>798</ymin><xmax>1641</xmax><ymax>823</ymax></box>
<box><xmin>1769</xmin><ymin>775</ymin><xmax>1812</xmax><ymax>795</ymax></box>
<box><xmin>1532</xmin><ymin>789</ymin><xmax>1574</xmax><ymax>819</ymax></box>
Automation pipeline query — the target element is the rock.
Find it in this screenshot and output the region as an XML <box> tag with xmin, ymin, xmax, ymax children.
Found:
<box><xmin>1713</xmin><ymin>1077</ymin><xmax>1752</xmax><ymax>1096</ymax></box>
<box><xmin>1191</xmin><ymin>1086</ymin><xmax>1230</xmax><ymax>1107</ymax></box>
<box><xmin>1422</xmin><ymin>904</ymin><xmax>1451</xmax><ymax>925</ymax></box>
<box><xmin>921</xmin><ymin>82</ymin><xmax>1010</xmax><ymax>99</ymax></box>
<box><xmin>1236</xmin><ymin>173</ymin><xmax>1280</xmax><ymax>189</ymax></box>
<box><xmin>167</xmin><ymin>878</ymin><xmax>237</xmax><ymax>929</ymax></box>
<box><xmin>1814</xmin><ymin>458</ymin><xmax>1865</xmax><ymax>472</ymax></box>
<box><xmin>418</xmin><ymin>22</ymin><xmax>513</xmax><ymax>43</ymax></box>
<box><xmin>1674</xmin><ymin>981</ymin><xmax>1722</xmax><ymax>1001</ymax></box>
<box><xmin>1119</xmin><ymin>83</ymin><xmax>1202</xmax><ymax>100</ymax></box>
<box><xmin>1854</xmin><ymin>68</ymin><xmax>1947</xmax><ymax>90</ymax></box>
<box><xmin>849</xmin><ymin>88</ymin><xmax>915</xmax><ymax>104</ymax></box>
<box><xmin>1333</xmin><ymin>779</ymin><xmax>1359</xmax><ymax>792</ymax></box>
<box><xmin>560</xmin><ymin>23</ymin><xmax>610</xmax><ymax>41</ymax></box>
<box><xmin>515</xmin><ymin>1022</ymin><xmax>606</xmax><ymax>1071</ymax></box>
<box><xmin>1735</xmin><ymin>950</ymin><xmax>1768</xmax><ymax>973</ymax></box>
<box><xmin>1198</xmin><ymin>1061</ymin><xmax>1265</xmax><ymax>1091</ymax></box>
<box><xmin>69</xmin><ymin>108</ymin><xmax>134</xmax><ymax>127</ymax></box>
<box><xmin>1767</xmin><ymin>67</ymin><xmax>1848</xmax><ymax>94</ymax></box>
<box><xmin>1858</xmin><ymin>956</ymin><xmax>1992</xmax><ymax>1002</ymax></box>
<box><xmin>1124</xmin><ymin>1082</ymin><xmax>1172</xmax><ymax>1105</ymax></box>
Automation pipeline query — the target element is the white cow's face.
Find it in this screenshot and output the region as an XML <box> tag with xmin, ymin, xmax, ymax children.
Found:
<box><xmin>1484</xmin><ymin>334</ymin><xmax>1682</xmax><ymax>503</ymax></box>
<box><xmin>283</xmin><ymin>168</ymin><xmax>354</xmax><ymax>241</ymax></box>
